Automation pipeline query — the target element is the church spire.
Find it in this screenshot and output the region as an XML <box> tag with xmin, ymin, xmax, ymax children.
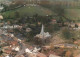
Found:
<box><xmin>40</xmin><ymin>24</ymin><xmax>44</xmax><ymax>35</ymax></box>
<box><xmin>35</xmin><ymin>24</ymin><xmax>51</xmax><ymax>39</ymax></box>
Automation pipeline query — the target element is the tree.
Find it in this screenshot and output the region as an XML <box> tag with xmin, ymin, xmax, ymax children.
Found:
<box><xmin>53</xmin><ymin>5</ymin><xmax>66</xmax><ymax>26</ymax></box>
<box><xmin>53</xmin><ymin>24</ymin><xmax>60</xmax><ymax>31</ymax></box>
<box><xmin>0</xmin><ymin>46</ymin><xmax>3</xmax><ymax>56</ymax></box>
<box><xmin>0</xmin><ymin>50</ymin><xmax>3</xmax><ymax>55</ymax></box>
<box><xmin>14</xmin><ymin>11</ymin><xmax>20</xmax><ymax>18</ymax></box>
<box><xmin>41</xmin><ymin>4</ymin><xmax>68</xmax><ymax>26</ymax></box>
<box><xmin>2</xmin><ymin>4</ymin><xmax>9</xmax><ymax>11</ymax></box>
<box><xmin>75</xmin><ymin>24</ymin><xmax>78</xmax><ymax>28</ymax></box>
<box><xmin>62</xmin><ymin>28</ymin><xmax>72</xmax><ymax>39</ymax></box>
<box><xmin>33</xmin><ymin>14</ymin><xmax>38</xmax><ymax>25</ymax></box>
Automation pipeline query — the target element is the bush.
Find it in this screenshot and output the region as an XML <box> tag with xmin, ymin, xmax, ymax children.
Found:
<box><xmin>53</xmin><ymin>24</ymin><xmax>60</xmax><ymax>31</ymax></box>
<box><xmin>0</xmin><ymin>50</ymin><xmax>3</xmax><ymax>55</ymax></box>
<box><xmin>62</xmin><ymin>28</ymin><xmax>72</xmax><ymax>39</ymax></box>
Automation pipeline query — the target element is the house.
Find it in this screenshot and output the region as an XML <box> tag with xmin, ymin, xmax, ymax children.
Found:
<box><xmin>1</xmin><ymin>24</ymin><xmax>22</xmax><ymax>29</ymax></box>
<box><xmin>0</xmin><ymin>6</ymin><xmax>4</xmax><ymax>10</ymax></box>
<box><xmin>2</xmin><ymin>46</ymin><xmax>13</xmax><ymax>54</ymax></box>
<box><xmin>27</xmin><ymin>53</ymin><xmax>37</xmax><ymax>57</ymax></box>
<box><xmin>3</xmin><ymin>50</ymin><xmax>12</xmax><ymax>54</ymax></box>
<box><xmin>9</xmin><ymin>41</ymin><xmax>18</xmax><ymax>46</ymax></box>
<box><xmin>25</xmin><ymin>48</ymin><xmax>32</xmax><ymax>53</ymax></box>
<box><xmin>26</xmin><ymin>28</ymin><xmax>32</xmax><ymax>32</ymax></box>
<box><xmin>0</xmin><ymin>23</ymin><xmax>4</xmax><ymax>26</ymax></box>
<box><xmin>36</xmin><ymin>52</ymin><xmax>47</xmax><ymax>57</ymax></box>
<box><xmin>5</xmin><ymin>55</ymin><xmax>10</xmax><ymax>57</ymax></box>
<box><xmin>49</xmin><ymin>54</ymin><xmax>61</xmax><ymax>57</ymax></box>
<box><xmin>51</xmin><ymin>19</ymin><xmax>57</xmax><ymax>24</ymax></box>
<box><xmin>32</xmin><ymin>47</ymin><xmax>41</xmax><ymax>53</ymax></box>
<box><xmin>74</xmin><ymin>40</ymin><xmax>80</xmax><ymax>44</ymax></box>
<box><xmin>12</xmin><ymin>46</ymin><xmax>20</xmax><ymax>51</ymax></box>
<box><xmin>75</xmin><ymin>23</ymin><xmax>80</xmax><ymax>29</ymax></box>
<box><xmin>42</xmin><ymin>46</ymin><xmax>51</xmax><ymax>51</ymax></box>
<box><xmin>76</xmin><ymin>23</ymin><xmax>80</xmax><ymax>27</ymax></box>
<box><xmin>75</xmin><ymin>54</ymin><xmax>80</xmax><ymax>57</ymax></box>
<box><xmin>17</xmin><ymin>55</ymin><xmax>25</xmax><ymax>57</ymax></box>
<box><xmin>69</xmin><ymin>23</ymin><xmax>75</xmax><ymax>28</ymax></box>
<box><xmin>0</xmin><ymin>15</ymin><xmax>3</xmax><ymax>20</ymax></box>
<box><xmin>8</xmin><ymin>33</ymin><xmax>14</xmax><ymax>37</ymax></box>
<box><xmin>38</xmin><ymin>22</ymin><xmax>41</xmax><ymax>25</ymax></box>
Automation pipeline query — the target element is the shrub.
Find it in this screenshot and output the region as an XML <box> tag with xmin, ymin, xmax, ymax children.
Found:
<box><xmin>62</xmin><ymin>28</ymin><xmax>72</xmax><ymax>39</ymax></box>
<box><xmin>53</xmin><ymin>24</ymin><xmax>60</xmax><ymax>31</ymax></box>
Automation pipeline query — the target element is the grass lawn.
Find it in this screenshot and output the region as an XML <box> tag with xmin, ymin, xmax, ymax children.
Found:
<box><xmin>1</xmin><ymin>6</ymin><xmax>53</xmax><ymax>19</ymax></box>
<box><xmin>1</xmin><ymin>5</ymin><xmax>80</xmax><ymax>22</ymax></box>
<box><xmin>66</xmin><ymin>9</ymin><xmax>80</xmax><ymax>21</ymax></box>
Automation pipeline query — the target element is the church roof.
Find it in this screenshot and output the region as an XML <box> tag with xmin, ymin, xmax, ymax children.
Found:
<box><xmin>35</xmin><ymin>24</ymin><xmax>51</xmax><ymax>39</ymax></box>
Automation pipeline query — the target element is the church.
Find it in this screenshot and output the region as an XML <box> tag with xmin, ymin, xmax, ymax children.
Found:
<box><xmin>35</xmin><ymin>24</ymin><xmax>51</xmax><ymax>39</ymax></box>
<box><xmin>36</xmin><ymin>25</ymin><xmax>51</xmax><ymax>39</ymax></box>
<box><xmin>34</xmin><ymin>24</ymin><xmax>51</xmax><ymax>45</ymax></box>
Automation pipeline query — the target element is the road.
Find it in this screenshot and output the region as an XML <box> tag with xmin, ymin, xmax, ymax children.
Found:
<box><xmin>14</xmin><ymin>36</ymin><xmax>27</xmax><ymax>57</ymax></box>
<box><xmin>54</xmin><ymin>43</ymin><xmax>78</xmax><ymax>48</ymax></box>
<box><xmin>15</xmin><ymin>43</ymin><xmax>26</xmax><ymax>57</ymax></box>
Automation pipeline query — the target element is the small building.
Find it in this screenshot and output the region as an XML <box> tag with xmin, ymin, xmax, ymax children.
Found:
<box><xmin>26</xmin><ymin>28</ymin><xmax>32</xmax><ymax>32</ymax></box>
<box><xmin>9</xmin><ymin>41</ymin><xmax>18</xmax><ymax>46</ymax></box>
<box><xmin>37</xmin><ymin>52</ymin><xmax>47</xmax><ymax>57</ymax></box>
<box><xmin>0</xmin><ymin>15</ymin><xmax>3</xmax><ymax>20</ymax></box>
<box><xmin>74</xmin><ymin>40</ymin><xmax>80</xmax><ymax>44</ymax></box>
<box><xmin>17</xmin><ymin>55</ymin><xmax>25</xmax><ymax>57</ymax></box>
<box><xmin>69</xmin><ymin>23</ymin><xmax>75</xmax><ymax>28</ymax></box>
<box><xmin>42</xmin><ymin>46</ymin><xmax>51</xmax><ymax>51</ymax></box>
<box><xmin>51</xmin><ymin>19</ymin><xmax>57</xmax><ymax>24</ymax></box>
<box><xmin>12</xmin><ymin>46</ymin><xmax>20</xmax><ymax>51</ymax></box>
<box><xmin>0</xmin><ymin>6</ymin><xmax>4</xmax><ymax>11</ymax></box>
<box><xmin>49</xmin><ymin>54</ymin><xmax>61</xmax><ymax>57</ymax></box>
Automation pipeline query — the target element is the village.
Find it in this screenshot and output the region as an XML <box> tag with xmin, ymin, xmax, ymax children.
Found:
<box><xmin>0</xmin><ymin>0</ymin><xmax>80</xmax><ymax>57</ymax></box>
<box><xmin>0</xmin><ymin>13</ymin><xmax>80</xmax><ymax>57</ymax></box>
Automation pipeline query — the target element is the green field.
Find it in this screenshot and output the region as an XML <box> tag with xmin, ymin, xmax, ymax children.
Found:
<box><xmin>66</xmin><ymin>9</ymin><xmax>80</xmax><ymax>20</ymax></box>
<box><xmin>2</xmin><ymin>6</ymin><xmax>53</xmax><ymax>19</ymax></box>
<box><xmin>1</xmin><ymin>5</ymin><xmax>80</xmax><ymax>22</ymax></box>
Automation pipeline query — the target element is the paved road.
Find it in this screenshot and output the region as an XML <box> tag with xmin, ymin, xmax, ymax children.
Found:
<box><xmin>54</xmin><ymin>43</ymin><xmax>78</xmax><ymax>48</ymax></box>
<box><xmin>14</xmin><ymin>37</ymin><xmax>27</xmax><ymax>57</ymax></box>
<box><xmin>15</xmin><ymin>43</ymin><xmax>26</xmax><ymax>57</ymax></box>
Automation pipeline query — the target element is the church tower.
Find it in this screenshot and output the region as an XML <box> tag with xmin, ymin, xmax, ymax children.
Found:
<box><xmin>35</xmin><ymin>24</ymin><xmax>51</xmax><ymax>39</ymax></box>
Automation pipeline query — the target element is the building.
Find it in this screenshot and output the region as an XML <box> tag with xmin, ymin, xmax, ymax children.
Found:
<box><xmin>0</xmin><ymin>15</ymin><xmax>3</xmax><ymax>20</ymax></box>
<box><xmin>0</xmin><ymin>6</ymin><xmax>4</xmax><ymax>11</ymax></box>
<box><xmin>49</xmin><ymin>54</ymin><xmax>61</xmax><ymax>57</ymax></box>
<box><xmin>26</xmin><ymin>28</ymin><xmax>32</xmax><ymax>32</ymax></box>
<box><xmin>35</xmin><ymin>24</ymin><xmax>51</xmax><ymax>44</ymax></box>
<box><xmin>35</xmin><ymin>24</ymin><xmax>51</xmax><ymax>39</ymax></box>
<box><xmin>37</xmin><ymin>52</ymin><xmax>47</xmax><ymax>57</ymax></box>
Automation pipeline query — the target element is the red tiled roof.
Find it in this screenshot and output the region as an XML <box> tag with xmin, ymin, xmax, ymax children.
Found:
<box><xmin>17</xmin><ymin>55</ymin><xmax>25</xmax><ymax>57</ymax></box>
<box><xmin>52</xmin><ymin>19</ymin><xmax>56</xmax><ymax>22</ymax></box>
<box><xmin>75</xmin><ymin>54</ymin><xmax>80</xmax><ymax>57</ymax></box>
<box><xmin>3</xmin><ymin>50</ymin><xmax>12</xmax><ymax>54</ymax></box>
<box><xmin>10</xmin><ymin>41</ymin><xmax>18</xmax><ymax>45</ymax></box>
<box><xmin>76</xmin><ymin>23</ymin><xmax>80</xmax><ymax>27</ymax></box>
<box><xmin>37</xmin><ymin>53</ymin><xmax>47</xmax><ymax>57</ymax></box>
<box><xmin>74</xmin><ymin>40</ymin><xmax>80</xmax><ymax>44</ymax></box>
